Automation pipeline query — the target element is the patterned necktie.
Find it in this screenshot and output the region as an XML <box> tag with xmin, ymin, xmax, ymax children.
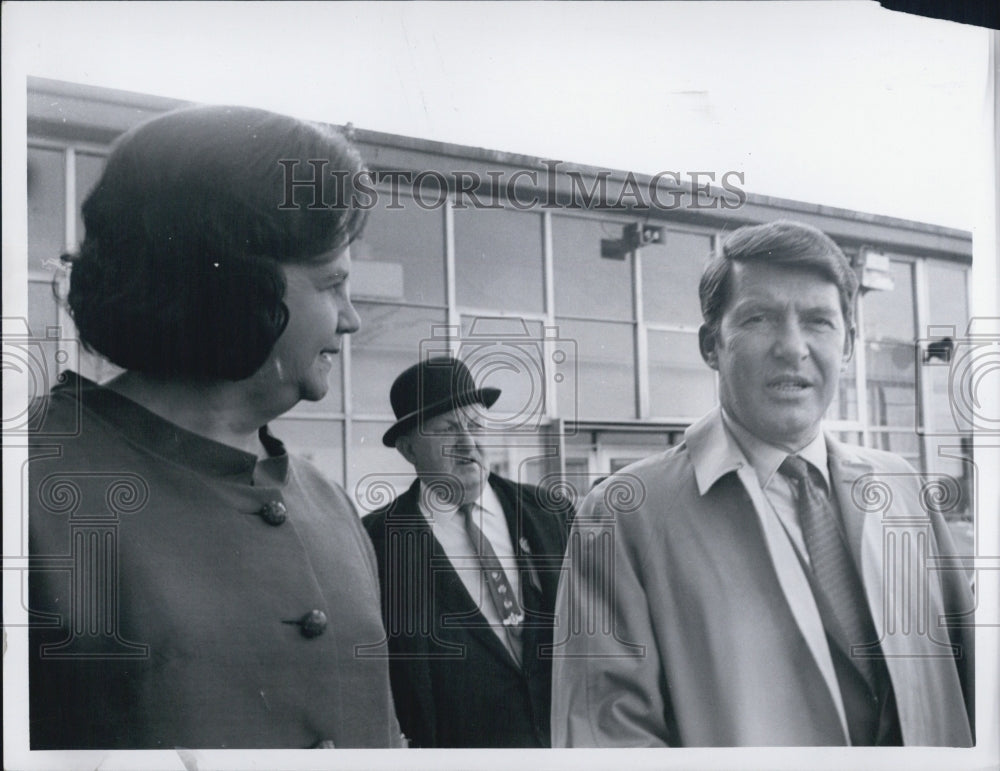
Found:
<box><xmin>460</xmin><ymin>503</ymin><xmax>523</xmax><ymax>666</ymax></box>
<box><xmin>778</xmin><ymin>454</ymin><xmax>876</xmax><ymax>689</ymax></box>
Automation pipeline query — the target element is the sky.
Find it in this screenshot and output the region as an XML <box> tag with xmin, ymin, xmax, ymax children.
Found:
<box><xmin>2</xmin><ymin>1</ymin><xmax>993</xmax><ymax>231</ymax></box>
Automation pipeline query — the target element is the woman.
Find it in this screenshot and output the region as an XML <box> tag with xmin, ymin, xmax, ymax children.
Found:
<box><xmin>28</xmin><ymin>105</ymin><xmax>402</xmax><ymax>749</ymax></box>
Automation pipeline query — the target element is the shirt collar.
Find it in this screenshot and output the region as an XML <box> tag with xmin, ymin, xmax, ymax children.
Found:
<box><xmin>685</xmin><ymin>408</ymin><xmax>829</xmax><ymax>496</ymax></box>
<box><xmin>55</xmin><ymin>371</ymin><xmax>288</xmax><ymax>484</ymax></box>
<box><xmin>720</xmin><ymin>409</ymin><xmax>830</xmax><ymax>492</ymax></box>
<box><xmin>417</xmin><ymin>477</ymin><xmax>503</xmax><ymax>521</ymax></box>
<box><xmin>685</xmin><ymin>408</ymin><xmax>748</xmax><ymax>496</ymax></box>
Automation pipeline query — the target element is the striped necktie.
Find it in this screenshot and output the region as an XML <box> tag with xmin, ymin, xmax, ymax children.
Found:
<box><xmin>778</xmin><ymin>454</ymin><xmax>877</xmax><ymax>689</ymax></box>
<box><xmin>460</xmin><ymin>503</ymin><xmax>523</xmax><ymax>666</ymax></box>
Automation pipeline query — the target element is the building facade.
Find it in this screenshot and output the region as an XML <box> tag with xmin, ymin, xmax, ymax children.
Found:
<box><xmin>23</xmin><ymin>77</ymin><xmax>974</xmax><ymax>520</ymax></box>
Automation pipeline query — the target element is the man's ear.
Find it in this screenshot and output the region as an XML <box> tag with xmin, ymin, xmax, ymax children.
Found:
<box><xmin>699</xmin><ymin>324</ymin><xmax>720</xmax><ymax>371</ymax></box>
<box><xmin>842</xmin><ymin>325</ymin><xmax>856</xmax><ymax>369</ymax></box>
<box><xmin>396</xmin><ymin>434</ymin><xmax>416</xmax><ymax>466</ymax></box>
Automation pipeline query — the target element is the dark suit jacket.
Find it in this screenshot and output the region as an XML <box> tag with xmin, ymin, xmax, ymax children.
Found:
<box><xmin>362</xmin><ymin>474</ymin><xmax>571</xmax><ymax>748</ymax></box>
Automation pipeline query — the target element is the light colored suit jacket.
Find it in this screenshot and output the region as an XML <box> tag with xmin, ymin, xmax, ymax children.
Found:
<box><xmin>550</xmin><ymin>409</ymin><xmax>974</xmax><ymax>747</ymax></box>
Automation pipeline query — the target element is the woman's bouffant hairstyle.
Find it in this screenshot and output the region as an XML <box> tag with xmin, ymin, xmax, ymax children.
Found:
<box><xmin>698</xmin><ymin>219</ymin><xmax>859</xmax><ymax>334</ymax></box>
<box><xmin>65</xmin><ymin>104</ymin><xmax>368</xmax><ymax>380</ymax></box>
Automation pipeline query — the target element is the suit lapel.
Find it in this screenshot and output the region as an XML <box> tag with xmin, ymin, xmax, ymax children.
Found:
<box><xmin>491</xmin><ymin>476</ymin><xmax>559</xmax><ymax>610</ymax></box>
<box><xmin>826</xmin><ymin>438</ymin><xmax>890</xmax><ymax>657</ymax></box>
<box><xmin>824</xmin><ymin>439</ymin><xmax>973</xmax><ymax>745</ymax></box>
<box><xmin>825</xmin><ymin>440</ymin><xmax>872</xmax><ymax>577</ymax></box>
<box><xmin>732</xmin><ymin>463</ymin><xmax>851</xmax><ymax>741</ymax></box>
<box><xmin>401</xmin><ymin>479</ymin><xmax>523</xmax><ymax>672</ymax></box>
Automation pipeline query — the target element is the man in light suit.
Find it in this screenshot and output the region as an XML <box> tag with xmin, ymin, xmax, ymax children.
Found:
<box><xmin>362</xmin><ymin>356</ymin><xmax>572</xmax><ymax>747</ymax></box>
<box><xmin>551</xmin><ymin>220</ymin><xmax>974</xmax><ymax>747</ymax></box>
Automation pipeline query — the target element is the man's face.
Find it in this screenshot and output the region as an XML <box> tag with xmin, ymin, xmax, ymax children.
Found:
<box><xmin>397</xmin><ymin>408</ymin><xmax>486</xmax><ymax>507</ymax></box>
<box><xmin>699</xmin><ymin>260</ymin><xmax>854</xmax><ymax>451</ymax></box>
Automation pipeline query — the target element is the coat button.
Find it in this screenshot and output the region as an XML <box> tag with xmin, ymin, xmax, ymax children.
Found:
<box><xmin>299</xmin><ymin>609</ymin><xmax>328</xmax><ymax>638</ymax></box>
<box><xmin>258</xmin><ymin>500</ymin><xmax>287</xmax><ymax>526</ymax></box>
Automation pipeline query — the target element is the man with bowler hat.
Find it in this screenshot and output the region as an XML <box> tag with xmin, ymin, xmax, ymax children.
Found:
<box><xmin>362</xmin><ymin>356</ymin><xmax>573</xmax><ymax>747</ymax></box>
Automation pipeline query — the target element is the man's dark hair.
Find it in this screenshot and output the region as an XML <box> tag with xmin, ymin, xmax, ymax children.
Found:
<box><xmin>65</xmin><ymin>104</ymin><xmax>368</xmax><ymax>380</ymax></box>
<box><xmin>698</xmin><ymin>220</ymin><xmax>859</xmax><ymax>335</ymax></box>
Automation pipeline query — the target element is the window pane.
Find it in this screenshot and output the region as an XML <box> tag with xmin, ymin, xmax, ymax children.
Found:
<box><xmin>26</xmin><ymin>279</ymin><xmax>64</xmax><ymax>389</ymax></box>
<box><xmin>555</xmin><ymin>318</ymin><xmax>635</xmax><ymax>420</ymax></box>
<box><xmin>351</xmin><ymin>303</ymin><xmax>447</xmax><ymax>415</ymax></box>
<box><xmin>268</xmin><ymin>418</ymin><xmax>344</xmax><ymax>488</ymax></box>
<box><xmin>454</xmin><ymin>208</ymin><xmax>544</xmax><ymax>312</ymax></box>
<box><xmin>28</xmin><ymin>146</ymin><xmax>66</xmax><ymax>271</ymax></box>
<box><xmin>837</xmin><ymin>432</ymin><xmax>863</xmax><ymax>447</ymax></box>
<box><xmin>75</xmin><ymin>151</ymin><xmax>106</xmax><ymax>245</ymax></box>
<box><xmin>825</xmin><ymin>352</ymin><xmax>858</xmax><ymax>421</ymax></box>
<box><xmin>560</xmin><ymin>456</ymin><xmax>594</xmax><ymax>505</ymax></box>
<box><xmin>552</xmin><ymin>214</ymin><xmax>633</xmax><ymax>320</ymax></box>
<box><xmin>28</xmin><ymin>278</ymin><xmax>59</xmax><ymax>337</ymax></box>
<box><xmin>865</xmin><ymin>340</ymin><xmax>916</xmax><ymax>429</ymax></box>
<box><xmin>351</xmin><ymin>191</ymin><xmax>445</xmax><ymax>305</ymax></box>
<box><xmin>350</xmin><ymin>420</ymin><xmax>416</xmax><ymax>514</ymax></box>
<box><xmin>459</xmin><ymin>315</ymin><xmax>546</xmax><ymax>428</ymax></box>
<box><xmin>925</xmin><ymin>262</ymin><xmax>968</xmax><ymax>331</ymax></box>
<box><xmin>868</xmin><ymin>430</ymin><xmax>920</xmax><ymax>468</ymax></box>
<box><xmin>921</xmin><ymin>263</ymin><xmax>969</xmax><ymax>438</ymax></box>
<box><xmin>863</xmin><ymin>260</ymin><xmax>915</xmax><ymax>341</ymax></box>
<box><xmin>642</xmin><ymin>230</ymin><xmax>712</xmax><ymax>326</ymax></box>
<box><xmin>647</xmin><ymin>329</ymin><xmax>716</xmax><ymax>419</ymax></box>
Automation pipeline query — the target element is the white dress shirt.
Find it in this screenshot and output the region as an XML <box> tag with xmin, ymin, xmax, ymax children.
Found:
<box><xmin>416</xmin><ymin>481</ymin><xmax>522</xmax><ymax>656</ymax></box>
<box><xmin>720</xmin><ymin>409</ymin><xmax>832</xmax><ymax>567</ymax></box>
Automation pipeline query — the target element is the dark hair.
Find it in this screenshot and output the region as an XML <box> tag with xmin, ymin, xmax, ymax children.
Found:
<box><xmin>65</xmin><ymin>104</ymin><xmax>368</xmax><ymax>380</ymax></box>
<box><xmin>698</xmin><ymin>220</ymin><xmax>858</xmax><ymax>334</ymax></box>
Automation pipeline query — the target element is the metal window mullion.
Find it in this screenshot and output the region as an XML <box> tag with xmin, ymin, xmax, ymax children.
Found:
<box><xmin>855</xmin><ymin>294</ymin><xmax>870</xmax><ymax>447</ymax></box>
<box><xmin>542</xmin><ymin>209</ymin><xmax>558</xmax><ymax>419</ymax></box>
<box><xmin>913</xmin><ymin>258</ymin><xmax>932</xmax><ymax>473</ymax></box>
<box><xmin>643</xmin><ymin>321</ymin><xmax>702</xmax><ymax>334</ymax></box>
<box><xmin>633</xmin><ymin>246</ymin><xmax>648</xmax><ymax>420</ymax></box>
<box><xmin>452</xmin><ymin>306</ymin><xmax>548</xmax><ymax>322</ymax></box>
<box><xmin>341</xmin><ymin>319</ymin><xmax>353</xmax><ymax>491</ymax></box>
<box><xmin>57</xmin><ymin>147</ymin><xmax>79</xmax><ymax>374</ymax></box>
<box><xmin>710</xmin><ymin>231</ymin><xmax>720</xmax><ymax>402</ymax></box>
<box><xmin>29</xmin><ymin>136</ymin><xmax>110</xmax><ymax>156</ymax></box>
<box><xmin>541</xmin><ymin>210</ymin><xmax>567</xmax><ymax>483</ymax></box>
<box><xmin>444</xmin><ymin>196</ymin><xmax>459</xmax><ymax>355</ymax></box>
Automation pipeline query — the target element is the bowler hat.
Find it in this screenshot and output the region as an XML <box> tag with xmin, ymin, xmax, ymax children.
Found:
<box><xmin>382</xmin><ymin>356</ymin><xmax>501</xmax><ymax>447</ymax></box>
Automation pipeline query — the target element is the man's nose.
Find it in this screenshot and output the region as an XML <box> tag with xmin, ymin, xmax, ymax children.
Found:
<box><xmin>455</xmin><ymin>426</ymin><xmax>477</xmax><ymax>446</ymax></box>
<box><xmin>772</xmin><ymin>317</ymin><xmax>809</xmax><ymax>361</ymax></box>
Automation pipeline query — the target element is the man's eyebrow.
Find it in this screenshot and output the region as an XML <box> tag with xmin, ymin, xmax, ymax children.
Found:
<box><xmin>729</xmin><ymin>297</ymin><xmax>776</xmax><ymax>312</ymax></box>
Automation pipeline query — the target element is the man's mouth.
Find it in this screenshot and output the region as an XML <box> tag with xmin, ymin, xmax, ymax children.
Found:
<box><xmin>767</xmin><ymin>375</ymin><xmax>812</xmax><ymax>392</ymax></box>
